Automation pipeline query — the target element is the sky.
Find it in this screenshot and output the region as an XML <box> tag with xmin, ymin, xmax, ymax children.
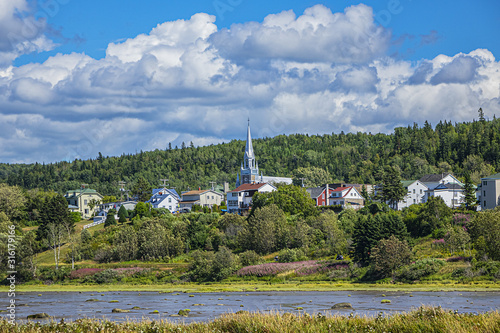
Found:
<box><xmin>0</xmin><ymin>0</ymin><xmax>499</xmax><ymax>164</ymax></box>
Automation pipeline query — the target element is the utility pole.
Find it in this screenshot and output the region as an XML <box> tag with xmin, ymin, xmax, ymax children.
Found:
<box><xmin>118</xmin><ymin>181</ymin><xmax>126</xmax><ymax>201</ymax></box>
<box><xmin>209</xmin><ymin>181</ymin><xmax>217</xmax><ymax>191</ymax></box>
<box><xmin>299</xmin><ymin>178</ymin><xmax>306</xmax><ymax>188</ymax></box>
<box><xmin>160</xmin><ymin>178</ymin><xmax>169</xmax><ymax>188</ymax></box>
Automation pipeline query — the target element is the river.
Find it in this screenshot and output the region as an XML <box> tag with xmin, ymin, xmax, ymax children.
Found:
<box><xmin>2</xmin><ymin>290</ymin><xmax>499</xmax><ymax>323</ymax></box>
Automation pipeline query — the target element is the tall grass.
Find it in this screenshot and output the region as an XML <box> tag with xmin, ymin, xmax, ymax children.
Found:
<box><xmin>1</xmin><ymin>307</ymin><xmax>498</xmax><ymax>333</ymax></box>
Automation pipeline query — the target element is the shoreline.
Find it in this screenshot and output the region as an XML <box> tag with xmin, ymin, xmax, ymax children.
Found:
<box><xmin>3</xmin><ymin>281</ymin><xmax>500</xmax><ymax>293</ymax></box>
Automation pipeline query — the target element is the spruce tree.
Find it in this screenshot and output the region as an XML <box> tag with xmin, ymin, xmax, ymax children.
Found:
<box><xmin>463</xmin><ymin>173</ymin><xmax>477</xmax><ymax>211</ymax></box>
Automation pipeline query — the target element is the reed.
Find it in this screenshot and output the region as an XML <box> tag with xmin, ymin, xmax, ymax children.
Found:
<box><xmin>1</xmin><ymin>306</ymin><xmax>499</xmax><ymax>333</ymax></box>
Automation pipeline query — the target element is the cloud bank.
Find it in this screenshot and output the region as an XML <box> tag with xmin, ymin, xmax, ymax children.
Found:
<box><xmin>0</xmin><ymin>4</ymin><xmax>499</xmax><ymax>163</ymax></box>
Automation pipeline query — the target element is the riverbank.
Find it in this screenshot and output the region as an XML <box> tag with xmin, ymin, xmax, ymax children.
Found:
<box><xmin>1</xmin><ymin>306</ymin><xmax>499</xmax><ymax>333</ymax></box>
<box><xmin>4</xmin><ymin>281</ymin><xmax>500</xmax><ymax>293</ymax></box>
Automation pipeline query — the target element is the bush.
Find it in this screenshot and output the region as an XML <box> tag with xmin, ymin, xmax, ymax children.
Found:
<box><xmin>239</xmin><ymin>250</ymin><xmax>262</xmax><ymax>267</ymax></box>
<box><xmin>278</xmin><ymin>248</ymin><xmax>305</xmax><ymax>263</ymax></box>
<box><xmin>94</xmin><ymin>246</ymin><xmax>115</xmax><ymax>263</ymax></box>
<box><xmin>92</xmin><ymin>269</ymin><xmax>123</xmax><ymax>284</ymax></box>
<box><xmin>395</xmin><ymin>258</ymin><xmax>445</xmax><ymax>282</ymax></box>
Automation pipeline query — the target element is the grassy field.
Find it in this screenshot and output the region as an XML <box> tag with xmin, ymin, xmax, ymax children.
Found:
<box><xmin>1</xmin><ymin>306</ymin><xmax>499</xmax><ymax>332</ymax></box>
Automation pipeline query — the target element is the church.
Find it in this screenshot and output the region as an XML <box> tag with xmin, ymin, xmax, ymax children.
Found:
<box><xmin>235</xmin><ymin>120</ymin><xmax>293</xmax><ymax>187</ymax></box>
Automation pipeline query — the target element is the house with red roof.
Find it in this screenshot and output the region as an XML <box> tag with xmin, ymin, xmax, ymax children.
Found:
<box><xmin>329</xmin><ymin>186</ymin><xmax>364</xmax><ymax>209</ymax></box>
<box><xmin>226</xmin><ymin>183</ymin><xmax>277</xmax><ymax>214</ymax></box>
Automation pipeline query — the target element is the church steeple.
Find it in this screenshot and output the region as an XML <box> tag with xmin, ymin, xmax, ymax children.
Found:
<box><xmin>238</xmin><ymin>119</ymin><xmax>259</xmax><ymax>186</ymax></box>
<box><xmin>244</xmin><ymin>118</ymin><xmax>254</xmax><ymax>167</ymax></box>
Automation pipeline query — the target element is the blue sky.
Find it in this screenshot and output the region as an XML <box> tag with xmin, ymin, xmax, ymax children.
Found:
<box><xmin>1</xmin><ymin>0</ymin><xmax>500</xmax><ymax>163</ymax></box>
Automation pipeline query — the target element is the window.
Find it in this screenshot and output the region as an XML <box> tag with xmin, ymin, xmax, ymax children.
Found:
<box><xmin>420</xmin><ymin>189</ymin><xmax>422</xmax><ymax>194</ymax></box>
<box><xmin>84</xmin><ymin>199</ymin><xmax>88</xmax><ymax>205</ymax></box>
<box><xmin>483</xmin><ymin>181</ymin><xmax>487</xmax><ymax>186</ymax></box>
<box><xmin>169</xmin><ymin>197</ymin><xmax>172</xmax><ymax>203</ymax></box>
<box><xmin>413</xmin><ymin>199</ymin><xmax>416</xmax><ymax>203</ymax></box>
<box><xmin>484</xmin><ymin>191</ymin><xmax>486</xmax><ymax>196</ymax></box>
<box><xmin>413</xmin><ymin>189</ymin><xmax>415</xmax><ymax>194</ymax></box>
<box><xmin>85</xmin><ymin>209</ymin><xmax>89</xmax><ymax>214</ymax></box>
<box><xmin>169</xmin><ymin>206</ymin><xmax>172</xmax><ymax>210</ymax></box>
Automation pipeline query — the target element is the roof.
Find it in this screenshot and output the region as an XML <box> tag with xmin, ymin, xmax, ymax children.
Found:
<box><xmin>180</xmin><ymin>200</ymin><xmax>200</xmax><ymax>204</ymax></box>
<box><xmin>182</xmin><ymin>189</ymin><xmax>222</xmax><ymax>196</ymax></box>
<box><xmin>65</xmin><ymin>188</ymin><xmax>101</xmax><ymax>198</ymax></box>
<box><xmin>435</xmin><ymin>183</ymin><xmax>463</xmax><ymax>190</ymax></box>
<box><xmin>482</xmin><ymin>173</ymin><xmax>500</xmax><ymax>180</ymax></box>
<box><xmin>182</xmin><ymin>190</ymin><xmax>207</xmax><ymax>196</ymax></box>
<box><xmin>307</xmin><ymin>186</ymin><xmax>325</xmax><ymax>198</ymax></box>
<box><xmin>151</xmin><ymin>188</ymin><xmax>179</xmax><ymax>198</ymax></box>
<box><xmin>229</xmin><ymin>183</ymin><xmax>271</xmax><ymax>193</ymax></box>
<box><xmin>331</xmin><ymin>186</ymin><xmax>350</xmax><ymax>192</ymax></box>
<box><xmin>419</xmin><ymin>173</ymin><xmax>450</xmax><ymax>183</ymax></box>
<box><xmin>401</xmin><ymin>180</ymin><xmax>417</xmax><ymax>188</ymax></box>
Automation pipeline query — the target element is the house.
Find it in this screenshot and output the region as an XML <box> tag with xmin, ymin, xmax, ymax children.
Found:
<box><xmin>330</xmin><ymin>183</ymin><xmax>375</xmax><ymax>197</ymax></box>
<box><xmin>425</xmin><ymin>183</ymin><xmax>464</xmax><ymax>208</ymax></box>
<box><xmin>328</xmin><ymin>186</ymin><xmax>364</xmax><ymax>209</ymax></box>
<box><xmin>307</xmin><ymin>185</ymin><xmax>339</xmax><ymax>206</ymax></box>
<box><xmin>227</xmin><ymin>183</ymin><xmax>277</xmax><ymax>214</ymax></box>
<box><xmin>65</xmin><ymin>187</ymin><xmax>103</xmax><ymax>219</ymax></box>
<box><xmin>96</xmin><ymin>200</ymin><xmax>137</xmax><ymax>217</ymax></box>
<box><xmin>419</xmin><ymin>173</ymin><xmax>464</xmax><ymax>208</ymax></box>
<box><xmin>396</xmin><ymin>180</ymin><xmax>428</xmax><ymax>210</ymax></box>
<box><xmin>147</xmin><ymin>188</ymin><xmax>180</xmax><ymax>213</ymax></box>
<box><xmin>479</xmin><ymin>173</ymin><xmax>500</xmax><ymax>210</ymax></box>
<box><xmin>180</xmin><ymin>189</ymin><xmax>224</xmax><ymax>211</ymax></box>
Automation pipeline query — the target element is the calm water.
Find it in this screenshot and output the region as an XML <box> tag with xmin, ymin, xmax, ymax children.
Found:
<box><xmin>2</xmin><ymin>290</ymin><xmax>499</xmax><ymax>323</ymax></box>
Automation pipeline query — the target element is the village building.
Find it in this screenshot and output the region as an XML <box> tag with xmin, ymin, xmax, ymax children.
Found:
<box><xmin>146</xmin><ymin>188</ymin><xmax>180</xmax><ymax>213</ymax></box>
<box><xmin>396</xmin><ymin>180</ymin><xmax>428</xmax><ymax>210</ymax></box>
<box><xmin>478</xmin><ymin>172</ymin><xmax>500</xmax><ymax>210</ymax></box>
<box><xmin>180</xmin><ymin>189</ymin><xmax>224</xmax><ymax>211</ymax></box>
<box><xmin>65</xmin><ymin>187</ymin><xmax>103</xmax><ymax>219</ymax></box>
<box><xmin>235</xmin><ymin>120</ymin><xmax>292</xmax><ymax>187</ymax></box>
<box><xmin>328</xmin><ymin>186</ymin><xmax>365</xmax><ymax>209</ymax></box>
<box><xmin>227</xmin><ymin>183</ymin><xmax>277</xmax><ymax>214</ymax></box>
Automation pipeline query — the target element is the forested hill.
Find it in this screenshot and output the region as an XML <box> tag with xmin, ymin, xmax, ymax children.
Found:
<box><xmin>1</xmin><ymin>118</ymin><xmax>499</xmax><ymax>196</ymax></box>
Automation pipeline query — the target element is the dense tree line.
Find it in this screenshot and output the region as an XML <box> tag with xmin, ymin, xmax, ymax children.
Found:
<box><xmin>1</xmin><ymin>117</ymin><xmax>499</xmax><ymax>196</ymax></box>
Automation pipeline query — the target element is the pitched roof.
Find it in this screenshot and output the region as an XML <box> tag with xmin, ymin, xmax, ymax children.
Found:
<box><xmin>434</xmin><ymin>183</ymin><xmax>463</xmax><ymax>190</ymax></box>
<box><xmin>307</xmin><ymin>186</ymin><xmax>325</xmax><ymax>198</ymax></box>
<box><xmin>65</xmin><ymin>188</ymin><xmax>101</xmax><ymax>198</ymax></box>
<box><xmin>182</xmin><ymin>190</ymin><xmax>208</xmax><ymax>196</ymax></box>
<box><xmin>482</xmin><ymin>173</ymin><xmax>500</xmax><ymax>180</ymax></box>
<box><xmin>401</xmin><ymin>180</ymin><xmax>417</xmax><ymax>188</ymax></box>
<box><xmin>229</xmin><ymin>183</ymin><xmax>270</xmax><ymax>193</ymax></box>
<box><xmin>331</xmin><ymin>186</ymin><xmax>350</xmax><ymax>192</ymax></box>
<box><xmin>419</xmin><ymin>173</ymin><xmax>449</xmax><ymax>183</ymax></box>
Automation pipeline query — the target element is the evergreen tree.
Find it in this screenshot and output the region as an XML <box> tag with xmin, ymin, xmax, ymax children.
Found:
<box><xmin>380</xmin><ymin>166</ymin><xmax>406</xmax><ymax>210</ymax></box>
<box><xmin>118</xmin><ymin>205</ymin><xmax>128</xmax><ymax>223</ymax></box>
<box><xmin>463</xmin><ymin>173</ymin><xmax>477</xmax><ymax>211</ymax></box>
<box><xmin>104</xmin><ymin>209</ymin><xmax>117</xmax><ymax>227</ymax></box>
<box><xmin>132</xmin><ymin>177</ymin><xmax>152</xmax><ymax>202</ymax></box>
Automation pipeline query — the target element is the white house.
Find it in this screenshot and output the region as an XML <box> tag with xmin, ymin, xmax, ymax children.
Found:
<box><xmin>397</xmin><ymin>180</ymin><xmax>428</xmax><ymax>210</ymax></box>
<box><xmin>227</xmin><ymin>183</ymin><xmax>276</xmax><ymax>214</ymax></box>
<box><xmin>425</xmin><ymin>183</ymin><xmax>464</xmax><ymax>208</ymax></box>
<box><xmin>419</xmin><ymin>173</ymin><xmax>464</xmax><ymax>208</ymax></box>
<box><xmin>328</xmin><ymin>186</ymin><xmax>364</xmax><ymax>209</ymax></box>
<box><xmin>147</xmin><ymin>188</ymin><xmax>180</xmax><ymax>213</ymax></box>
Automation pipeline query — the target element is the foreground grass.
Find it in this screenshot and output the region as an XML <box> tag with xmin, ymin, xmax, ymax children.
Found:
<box><xmin>5</xmin><ymin>280</ymin><xmax>500</xmax><ymax>293</ymax></box>
<box><xmin>1</xmin><ymin>307</ymin><xmax>499</xmax><ymax>333</ymax></box>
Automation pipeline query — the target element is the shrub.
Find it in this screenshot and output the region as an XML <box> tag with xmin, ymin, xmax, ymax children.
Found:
<box><xmin>94</xmin><ymin>246</ymin><xmax>115</xmax><ymax>263</ymax></box>
<box><xmin>395</xmin><ymin>258</ymin><xmax>445</xmax><ymax>282</ymax></box>
<box><xmin>69</xmin><ymin>268</ymin><xmax>103</xmax><ymax>279</ymax></box>
<box><xmin>93</xmin><ymin>269</ymin><xmax>123</xmax><ymax>284</ymax></box>
<box><xmin>239</xmin><ymin>250</ymin><xmax>262</xmax><ymax>267</ymax></box>
<box><xmin>278</xmin><ymin>248</ymin><xmax>305</xmax><ymax>263</ymax></box>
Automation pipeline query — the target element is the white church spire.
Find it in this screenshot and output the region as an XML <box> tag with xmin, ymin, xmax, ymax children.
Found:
<box><xmin>244</xmin><ymin>118</ymin><xmax>254</xmax><ymax>160</ymax></box>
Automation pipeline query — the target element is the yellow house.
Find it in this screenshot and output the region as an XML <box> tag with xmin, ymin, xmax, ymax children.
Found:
<box><xmin>65</xmin><ymin>188</ymin><xmax>103</xmax><ymax>219</ymax></box>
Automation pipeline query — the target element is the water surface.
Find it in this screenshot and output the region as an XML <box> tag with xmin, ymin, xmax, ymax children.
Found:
<box><xmin>2</xmin><ymin>290</ymin><xmax>499</xmax><ymax>323</ymax></box>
